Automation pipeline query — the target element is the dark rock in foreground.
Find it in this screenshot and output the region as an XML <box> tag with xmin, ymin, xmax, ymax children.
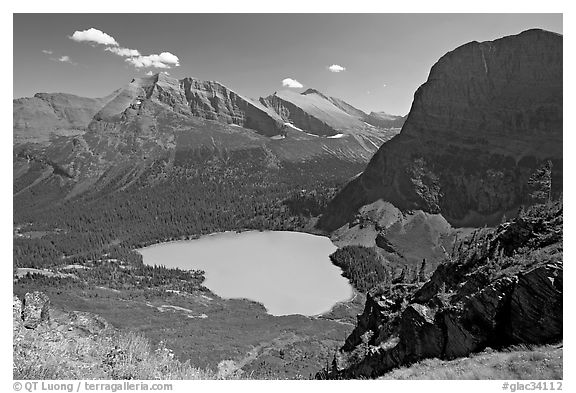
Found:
<box><xmin>324</xmin><ymin>202</ymin><xmax>562</xmax><ymax>379</ymax></box>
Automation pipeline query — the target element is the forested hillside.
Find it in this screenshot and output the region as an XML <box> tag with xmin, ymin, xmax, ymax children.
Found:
<box><xmin>14</xmin><ymin>146</ymin><xmax>364</xmax><ymax>290</ymax></box>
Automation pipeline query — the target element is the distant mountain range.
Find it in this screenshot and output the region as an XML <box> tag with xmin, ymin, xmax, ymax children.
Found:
<box><xmin>14</xmin><ymin>73</ymin><xmax>404</xmax><ymax>143</ymax></box>
<box><xmin>13</xmin><ymin>73</ymin><xmax>404</xmax><ymax>202</ymax></box>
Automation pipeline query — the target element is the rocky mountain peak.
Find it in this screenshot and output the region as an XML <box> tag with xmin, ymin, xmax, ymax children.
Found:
<box><xmin>319</xmin><ymin>29</ymin><xmax>563</xmax><ymax>231</ymax></box>
<box><xmin>301</xmin><ymin>88</ymin><xmax>329</xmax><ymax>99</ymax></box>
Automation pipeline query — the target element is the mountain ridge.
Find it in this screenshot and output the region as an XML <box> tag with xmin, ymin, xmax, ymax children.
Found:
<box><xmin>319</xmin><ymin>28</ymin><xmax>562</xmax><ymax>232</ymax></box>
<box><xmin>13</xmin><ymin>74</ymin><xmax>402</xmax><ymax>210</ymax></box>
<box><xmin>15</xmin><ymin>74</ymin><xmax>403</xmax><ymax>142</ymax></box>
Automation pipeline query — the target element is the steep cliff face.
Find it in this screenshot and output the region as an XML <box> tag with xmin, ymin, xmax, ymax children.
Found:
<box><xmin>181</xmin><ymin>78</ymin><xmax>284</xmax><ymax>136</ymax></box>
<box><xmin>326</xmin><ymin>202</ymin><xmax>562</xmax><ymax>379</ymax></box>
<box><xmin>319</xmin><ymin>29</ymin><xmax>563</xmax><ymax>231</ymax></box>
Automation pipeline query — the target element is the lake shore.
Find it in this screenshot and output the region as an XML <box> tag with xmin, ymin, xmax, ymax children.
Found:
<box><xmin>138</xmin><ymin>230</ymin><xmax>353</xmax><ymax>316</ymax></box>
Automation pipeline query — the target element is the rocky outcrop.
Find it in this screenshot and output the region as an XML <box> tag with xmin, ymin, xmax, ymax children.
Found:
<box><xmin>325</xmin><ymin>202</ymin><xmax>562</xmax><ymax>379</ymax></box>
<box><xmin>21</xmin><ymin>291</ymin><xmax>51</xmax><ymax>329</ymax></box>
<box><xmin>506</xmin><ymin>263</ymin><xmax>563</xmax><ymax>343</ymax></box>
<box><xmin>319</xmin><ymin>29</ymin><xmax>563</xmax><ymax>232</ymax></box>
<box><xmin>14</xmin><ymin>291</ymin><xmax>112</xmax><ymax>334</ymax></box>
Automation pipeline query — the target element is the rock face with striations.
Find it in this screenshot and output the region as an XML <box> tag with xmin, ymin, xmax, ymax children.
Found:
<box><xmin>319</xmin><ymin>29</ymin><xmax>563</xmax><ymax>232</ymax></box>
<box><xmin>326</xmin><ymin>202</ymin><xmax>562</xmax><ymax>379</ymax></box>
<box><xmin>181</xmin><ymin>77</ymin><xmax>284</xmax><ymax>136</ymax></box>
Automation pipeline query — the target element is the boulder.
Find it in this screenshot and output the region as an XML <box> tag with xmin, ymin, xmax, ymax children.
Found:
<box><xmin>442</xmin><ymin>311</ymin><xmax>480</xmax><ymax>358</ymax></box>
<box><xmin>22</xmin><ymin>291</ymin><xmax>50</xmax><ymax>329</ymax></box>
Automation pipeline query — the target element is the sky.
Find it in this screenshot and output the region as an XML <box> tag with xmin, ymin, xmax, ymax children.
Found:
<box><xmin>13</xmin><ymin>14</ymin><xmax>562</xmax><ymax>115</ymax></box>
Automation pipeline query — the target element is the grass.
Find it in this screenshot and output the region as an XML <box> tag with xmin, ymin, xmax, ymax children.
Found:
<box><xmin>13</xmin><ymin>323</ymin><xmax>226</xmax><ymax>380</ymax></box>
<box><xmin>379</xmin><ymin>344</ymin><xmax>563</xmax><ymax>380</ymax></box>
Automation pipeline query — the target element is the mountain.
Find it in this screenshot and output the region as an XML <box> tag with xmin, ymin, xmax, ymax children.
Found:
<box><xmin>181</xmin><ymin>78</ymin><xmax>284</xmax><ymax>136</ymax></box>
<box><xmin>260</xmin><ymin>88</ymin><xmax>366</xmax><ymax>133</ymax></box>
<box><xmin>14</xmin><ymin>74</ymin><xmax>401</xmax><ymax>205</ymax></box>
<box><xmin>364</xmin><ymin>112</ymin><xmax>406</xmax><ymax>129</ymax></box>
<box><xmin>319</xmin><ymin>29</ymin><xmax>562</xmax><ymax>233</ymax></box>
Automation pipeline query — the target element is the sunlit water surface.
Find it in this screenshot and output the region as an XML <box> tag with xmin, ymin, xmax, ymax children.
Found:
<box><xmin>138</xmin><ymin>231</ymin><xmax>353</xmax><ymax>316</ymax></box>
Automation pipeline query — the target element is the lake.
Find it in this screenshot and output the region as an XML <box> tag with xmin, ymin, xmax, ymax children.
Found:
<box><xmin>138</xmin><ymin>231</ymin><xmax>353</xmax><ymax>316</ymax></box>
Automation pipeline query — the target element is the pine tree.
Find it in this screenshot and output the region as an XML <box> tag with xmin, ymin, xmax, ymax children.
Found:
<box><xmin>528</xmin><ymin>160</ymin><xmax>553</xmax><ymax>203</ymax></box>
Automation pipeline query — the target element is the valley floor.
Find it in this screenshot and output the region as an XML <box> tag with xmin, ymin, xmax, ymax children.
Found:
<box><xmin>379</xmin><ymin>344</ymin><xmax>563</xmax><ymax>380</ymax></box>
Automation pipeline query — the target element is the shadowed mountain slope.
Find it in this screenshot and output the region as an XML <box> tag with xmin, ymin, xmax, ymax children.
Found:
<box><xmin>319</xmin><ymin>29</ymin><xmax>562</xmax><ymax>232</ymax></box>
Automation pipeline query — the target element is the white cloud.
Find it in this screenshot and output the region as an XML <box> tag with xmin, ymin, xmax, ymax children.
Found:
<box><xmin>146</xmin><ymin>71</ymin><xmax>154</xmax><ymax>76</ymax></box>
<box><xmin>41</xmin><ymin>49</ymin><xmax>53</xmax><ymax>55</ymax></box>
<box><xmin>125</xmin><ymin>52</ymin><xmax>180</xmax><ymax>69</ymax></box>
<box><xmin>105</xmin><ymin>47</ymin><xmax>141</xmax><ymax>57</ymax></box>
<box><xmin>56</xmin><ymin>55</ymin><xmax>76</xmax><ymax>65</ymax></box>
<box><xmin>383</xmin><ymin>83</ymin><xmax>387</xmax><ymax>87</ymax></box>
<box><xmin>282</xmin><ymin>78</ymin><xmax>303</xmax><ymax>88</ymax></box>
<box><xmin>328</xmin><ymin>64</ymin><xmax>346</xmax><ymax>73</ymax></box>
<box><xmin>70</xmin><ymin>28</ymin><xmax>119</xmax><ymax>46</ymax></box>
<box><xmin>69</xmin><ymin>27</ymin><xmax>180</xmax><ymax>69</ymax></box>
